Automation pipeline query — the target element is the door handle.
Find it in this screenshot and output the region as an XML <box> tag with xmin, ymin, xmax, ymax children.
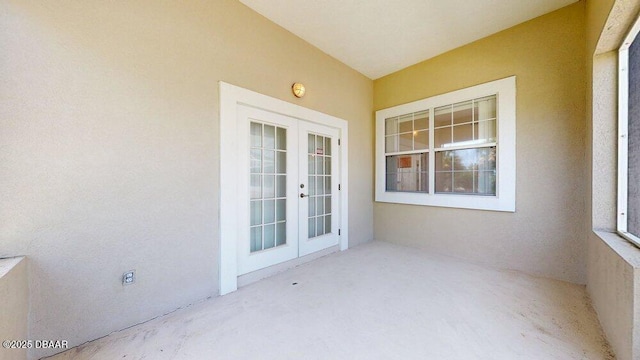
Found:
<box><xmin>300</xmin><ymin>193</ymin><xmax>307</xmax><ymax>198</ymax></box>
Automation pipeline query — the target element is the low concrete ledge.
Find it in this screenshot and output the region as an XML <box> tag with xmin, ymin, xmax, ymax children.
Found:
<box><xmin>588</xmin><ymin>231</ymin><xmax>640</xmax><ymax>360</ymax></box>
<box><xmin>0</xmin><ymin>257</ymin><xmax>28</xmax><ymax>360</ymax></box>
<box><xmin>595</xmin><ymin>231</ymin><xmax>640</xmax><ymax>267</ymax></box>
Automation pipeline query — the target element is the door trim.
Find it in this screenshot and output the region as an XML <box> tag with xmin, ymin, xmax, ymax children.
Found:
<box><xmin>219</xmin><ymin>82</ymin><xmax>349</xmax><ymax>295</ymax></box>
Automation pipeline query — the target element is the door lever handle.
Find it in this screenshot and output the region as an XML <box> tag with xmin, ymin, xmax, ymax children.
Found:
<box><xmin>300</xmin><ymin>193</ymin><xmax>307</xmax><ymax>198</ymax></box>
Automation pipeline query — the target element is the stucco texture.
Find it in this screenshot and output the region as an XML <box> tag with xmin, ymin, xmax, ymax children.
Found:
<box><xmin>585</xmin><ymin>1</ymin><xmax>640</xmax><ymax>359</ymax></box>
<box><xmin>0</xmin><ymin>0</ymin><xmax>373</xmax><ymax>358</ymax></box>
<box><xmin>373</xmin><ymin>3</ymin><xmax>587</xmax><ymax>284</ymax></box>
<box><xmin>0</xmin><ymin>258</ymin><xmax>28</xmax><ymax>360</ymax></box>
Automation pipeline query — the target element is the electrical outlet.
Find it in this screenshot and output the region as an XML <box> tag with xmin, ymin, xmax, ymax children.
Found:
<box><xmin>122</xmin><ymin>270</ymin><xmax>135</xmax><ymax>285</ymax></box>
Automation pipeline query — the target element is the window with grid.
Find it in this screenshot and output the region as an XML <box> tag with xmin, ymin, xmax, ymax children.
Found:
<box><xmin>375</xmin><ymin>77</ymin><xmax>516</xmax><ymax>212</ymax></box>
<box><xmin>433</xmin><ymin>96</ymin><xmax>496</xmax><ymax>195</ymax></box>
<box><xmin>385</xmin><ymin>110</ymin><xmax>429</xmax><ymax>192</ymax></box>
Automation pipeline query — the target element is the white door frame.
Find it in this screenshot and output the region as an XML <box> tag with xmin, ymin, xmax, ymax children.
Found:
<box><xmin>219</xmin><ymin>82</ymin><xmax>349</xmax><ymax>295</ymax></box>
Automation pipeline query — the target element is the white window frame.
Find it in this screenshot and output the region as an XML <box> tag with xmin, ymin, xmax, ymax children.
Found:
<box><xmin>617</xmin><ymin>16</ymin><xmax>640</xmax><ymax>247</ymax></box>
<box><xmin>375</xmin><ymin>76</ymin><xmax>516</xmax><ymax>212</ymax></box>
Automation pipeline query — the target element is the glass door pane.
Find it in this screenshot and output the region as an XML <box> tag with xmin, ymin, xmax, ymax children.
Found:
<box><xmin>307</xmin><ymin>133</ymin><xmax>332</xmax><ymax>238</ymax></box>
<box><xmin>249</xmin><ymin>121</ymin><xmax>288</xmax><ymax>253</ymax></box>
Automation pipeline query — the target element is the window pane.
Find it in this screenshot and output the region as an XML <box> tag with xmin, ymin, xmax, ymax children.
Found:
<box><xmin>435</xmin><ymin>151</ymin><xmax>452</xmax><ymax>172</ymax></box>
<box><xmin>325</xmin><ymin>137</ymin><xmax>331</xmax><ymax>156</ymax></box>
<box><xmin>399</xmin><ymin>132</ymin><xmax>413</xmax><ymax>151</ymax></box>
<box><xmin>317</xmin><ymin>195</ymin><xmax>325</xmax><ymax>215</ymax></box>
<box><xmin>276</xmin><ymin>199</ymin><xmax>286</xmax><ymax>221</ymax></box>
<box><xmin>309</xmin><ymin>197</ymin><xmax>316</xmax><ymax>217</ymax></box>
<box><xmin>250</xmin><ymin>200</ymin><xmax>262</xmax><ymax>226</ymax></box>
<box><xmin>250</xmin><ymin>149</ymin><xmax>261</xmax><ymax>174</ymax></box>
<box><xmin>276</xmin><ymin>127</ymin><xmax>286</xmax><ymax>150</ymax></box>
<box><xmin>315</xmin><ymin>136</ymin><xmax>325</xmax><ymax>154</ymax></box>
<box><xmin>434</xmin><ymin>105</ymin><xmax>451</xmax><ymax>127</ymax></box>
<box><xmin>264</xmin><ymin>125</ymin><xmax>275</xmax><ymax>149</ymax></box>
<box><xmin>264</xmin><ymin>224</ymin><xmax>275</xmax><ymax>249</ymax></box>
<box><xmin>435</xmin><ymin>147</ymin><xmax>496</xmax><ymax>195</ymax></box>
<box><xmin>308</xmin><ymin>134</ymin><xmax>315</xmax><ymax>154</ymax></box>
<box><xmin>475</xmin><ymin>120</ymin><xmax>496</xmax><ymax>143</ymax></box>
<box><xmin>308</xmin><ymin>155</ymin><xmax>315</xmax><ymax>175</ymax></box>
<box><xmin>264</xmin><ymin>199</ymin><xmax>275</xmax><ymax>224</ymax></box>
<box><xmin>276</xmin><ymin>151</ymin><xmax>286</xmax><ymax>174</ymax></box>
<box><xmin>250</xmin><ymin>226</ymin><xmax>262</xmax><ymax>252</ymax></box>
<box><xmin>250</xmin><ymin>175</ymin><xmax>261</xmax><ymax>199</ymax></box>
<box><xmin>414</xmin><ymin>110</ymin><xmax>429</xmax><ymax>130</ymax></box>
<box><xmin>453</xmin><ymin>123</ymin><xmax>473</xmax><ymax>145</ymax></box>
<box><xmin>453</xmin><ymin>101</ymin><xmax>473</xmax><ymax>124</ymax></box>
<box><xmin>414</xmin><ymin>130</ymin><xmax>429</xmax><ymax>150</ymax></box>
<box><xmin>308</xmin><ymin>218</ymin><xmax>316</xmax><ymax>238</ymax></box>
<box><xmin>474</xmin><ymin>96</ymin><xmax>497</xmax><ymax>121</ymax></box>
<box><xmin>386</xmin><ymin>173</ymin><xmax>398</xmax><ymax>191</ymax></box>
<box><xmin>276</xmin><ymin>175</ymin><xmax>286</xmax><ymax>197</ymax></box>
<box><xmin>475</xmin><ymin>171</ymin><xmax>497</xmax><ymax>195</ymax></box>
<box><xmin>317</xmin><ymin>217</ymin><xmax>325</xmax><ymax>236</ymax></box>
<box><xmin>435</xmin><ymin>171</ymin><xmax>452</xmax><ymax>193</ymax></box>
<box><xmin>264</xmin><ymin>175</ymin><xmax>275</xmax><ymax>198</ymax></box>
<box><xmin>264</xmin><ymin>150</ymin><xmax>275</xmax><ymax>174</ymax></box>
<box><xmin>250</xmin><ymin>122</ymin><xmax>262</xmax><ymax>148</ymax></box>
<box><xmin>385</xmin><ymin>153</ymin><xmax>428</xmax><ymax>192</ymax></box>
<box><xmin>325</xmin><ymin>175</ymin><xmax>331</xmax><ymax>194</ymax></box>
<box><xmin>385</xmin><ymin>135</ymin><xmax>398</xmax><ymax>153</ymax></box>
<box><xmin>435</xmin><ymin>127</ymin><xmax>451</xmax><ymax>148</ymax></box>
<box><xmin>276</xmin><ymin>222</ymin><xmax>286</xmax><ymax>246</ymax></box>
<box><xmin>325</xmin><ymin>196</ymin><xmax>331</xmax><ymax>214</ymax></box>
<box><xmin>316</xmin><ymin>156</ymin><xmax>324</xmax><ymax>175</ymax></box>
<box><xmin>309</xmin><ymin>176</ymin><xmax>316</xmax><ymax>196</ymax></box>
<box><xmin>316</xmin><ymin>176</ymin><xmax>324</xmax><ymax>195</ymax></box>
<box><xmin>453</xmin><ymin>171</ymin><xmax>474</xmax><ymax>193</ymax></box>
<box><xmin>399</xmin><ymin>114</ymin><xmax>413</xmax><ymax>133</ymax></box>
<box><xmin>478</xmin><ymin>148</ymin><xmax>497</xmax><ymax>171</ymax></box>
<box><xmin>385</xmin><ymin>117</ymin><xmax>398</xmax><ymax>135</ymax></box>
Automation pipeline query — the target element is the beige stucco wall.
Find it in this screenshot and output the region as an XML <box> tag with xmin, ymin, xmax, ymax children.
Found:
<box><xmin>585</xmin><ymin>1</ymin><xmax>640</xmax><ymax>359</ymax></box>
<box><xmin>0</xmin><ymin>1</ymin><xmax>373</xmax><ymax>358</ymax></box>
<box><xmin>0</xmin><ymin>257</ymin><xmax>28</xmax><ymax>360</ymax></box>
<box><xmin>373</xmin><ymin>3</ymin><xmax>587</xmax><ymax>284</ymax></box>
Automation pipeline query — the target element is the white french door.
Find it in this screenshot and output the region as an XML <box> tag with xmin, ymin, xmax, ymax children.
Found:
<box><xmin>298</xmin><ymin>121</ymin><xmax>340</xmax><ymax>256</ymax></box>
<box><xmin>237</xmin><ymin>105</ymin><xmax>340</xmax><ymax>275</ymax></box>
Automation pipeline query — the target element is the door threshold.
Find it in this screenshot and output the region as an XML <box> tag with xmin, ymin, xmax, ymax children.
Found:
<box><xmin>237</xmin><ymin>245</ymin><xmax>339</xmax><ymax>288</ymax></box>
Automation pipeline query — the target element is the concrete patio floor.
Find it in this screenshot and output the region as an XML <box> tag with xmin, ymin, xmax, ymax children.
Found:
<box><xmin>48</xmin><ymin>241</ymin><xmax>613</xmax><ymax>359</ymax></box>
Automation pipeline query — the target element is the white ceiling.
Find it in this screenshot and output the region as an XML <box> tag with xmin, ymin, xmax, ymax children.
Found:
<box><xmin>240</xmin><ymin>0</ymin><xmax>578</xmax><ymax>79</ymax></box>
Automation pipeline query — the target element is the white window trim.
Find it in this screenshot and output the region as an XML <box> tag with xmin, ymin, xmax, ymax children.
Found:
<box><xmin>219</xmin><ymin>82</ymin><xmax>349</xmax><ymax>295</ymax></box>
<box><xmin>375</xmin><ymin>76</ymin><xmax>516</xmax><ymax>212</ymax></box>
<box><xmin>617</xmin><ymin>17</ymin><xmax>640</xmax><ymax>247</ymax></box>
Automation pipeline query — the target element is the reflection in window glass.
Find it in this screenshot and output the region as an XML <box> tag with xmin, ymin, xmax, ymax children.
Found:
<box><xmin>434</xmin><ymin>147</ymin><xmax>496</xmax><ymax>195</ymax></box>
<box><xmin>386</xmin><ymin>153</ymin><xmax>428</xmax><ymax>192</ymax></box>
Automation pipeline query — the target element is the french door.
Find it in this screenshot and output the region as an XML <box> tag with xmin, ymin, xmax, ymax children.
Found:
<box><xmin>237</xmin><ymin>105</ymin><xmax>340</xmax><ymax>275</ymax></box>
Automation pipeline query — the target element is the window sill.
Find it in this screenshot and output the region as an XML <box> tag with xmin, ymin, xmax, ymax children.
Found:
<box><xmin>593</xmin><ymin>230</ymin><xmax>640</xmax><ymax>268</ymax></box>
<box><xmin>375</xmin><ymin>192</ymin><xmax>515</xmax><ymax>212</ymax></box>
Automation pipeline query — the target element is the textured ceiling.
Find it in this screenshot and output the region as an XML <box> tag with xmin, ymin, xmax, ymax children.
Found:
<box><xmin>240</xmin><ymin>0</ymin><xmax>578</xmax><ymax>79</ymax></box>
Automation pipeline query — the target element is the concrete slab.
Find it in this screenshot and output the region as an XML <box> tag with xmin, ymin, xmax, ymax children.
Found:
<box><xmin>48</xmin><ymin>242</ymin><xmax>613</xmax><ymax>359</ymax></box>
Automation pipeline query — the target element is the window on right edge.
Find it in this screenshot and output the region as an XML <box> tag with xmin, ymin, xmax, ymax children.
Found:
<box><xmin>618</xmin><ymin>17</ymin><xmax>640</xmax><ymax>246</ymax></box>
